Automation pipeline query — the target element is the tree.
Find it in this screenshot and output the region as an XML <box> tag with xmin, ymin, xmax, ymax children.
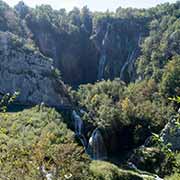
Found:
<box><xmin>160</xmin><ymin>56</ymin><xmax>180</xmax><ymax>97</ymax></box>
<box><xmin>81</xmin><ymin>6</ymin><xmax>92</xmax><ymax>33</ymax></box>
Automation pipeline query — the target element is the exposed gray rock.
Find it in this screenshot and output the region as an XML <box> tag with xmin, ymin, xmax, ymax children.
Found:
<box><xmin>90</xmin><ymin>18</ymin><xmax>145</xmax><ymax>82</ymax></box>
<box><xmin>0</xmin><ymin>31</ymin><xmax>70</xmax><ymax>107</ymax></box>
<box><xmin>160</xmin><ymin>116</ymin><xmax>180</xmax><ymax>151</ymax></box>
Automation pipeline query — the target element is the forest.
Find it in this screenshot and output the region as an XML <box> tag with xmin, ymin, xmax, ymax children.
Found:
<box><xmin>0</xmin><ymin>0</ymin><xmax>179</xmax><ymax>179</ymax></box>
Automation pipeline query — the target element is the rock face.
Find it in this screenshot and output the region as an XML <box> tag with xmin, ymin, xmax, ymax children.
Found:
<box><xmin>25</xmin><ymin>9</ymin><xmax>147</xmax><ymax>85</ymax></box>
<box><xmin>26</xmin><ymin>15</ymin><xmax>98</xmax><ymax>86</ymax></box>
<box><xmin>91</xmin><ymin>18</ymin><xmax>146</xmax><ymax>83</ymax></box>
<box><xmin>128</xmin><ymin>147</ymin><xmax>173</xmax><ymax>178</ymax></box>
<box><xmin>160</xmin><ymin>116</ymin><xmax>180</xmax><ymax>151</ymax></box>
<box><xmin>0</xmin><ymin>1</ymin><xmax>149</xmax><ymax>86</ymax></box>
<box><xmin>0</xmin><ymin>31</ymin><xmax>70</xmax><ymax>107</ymax></box>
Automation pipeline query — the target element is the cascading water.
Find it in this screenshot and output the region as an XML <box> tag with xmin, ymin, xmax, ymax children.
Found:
<box><xmin>87</xmin><ymin>128</ymin><xmax>107</xmax><ymax>160</ymax></box>
<box><xmin>73</xmin><ymin>110</ymin><xmax>83</xmax><ymax>135</ymax></box>
<box><xmin>72</xmin><ymin>110</ymin><xmax>88</xmax><ymax>148</ymax></box>
<box><xmin>98</xmin><ymin>54</ymin><xmax>106</xmax><ymax>80</ymax></box>
<box><xmin>120</xmin><ymin>34</ymin><xmax>142</xmax><ymax>81</ymax></box>
<box><xmin>97</xmin><ymin>24</ymin><xmax>111</xmax><ymax>80</ymax></box>
<box><xmin>72</xmin><ymin>111</ymin><xmax>107</xmax><ymax>160</ymax></box>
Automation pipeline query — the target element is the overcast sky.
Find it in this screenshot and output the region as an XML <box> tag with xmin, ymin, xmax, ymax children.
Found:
<box><xmin>4</xmin><ymin>0</ymin><xmax>178</xmax><ymax>11</ymax></box>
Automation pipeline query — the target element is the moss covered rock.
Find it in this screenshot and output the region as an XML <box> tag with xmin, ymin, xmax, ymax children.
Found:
<box><xmin>90</xmin><ymin>161</ymin><xmax>154</xmax><ymax>180</ymax></box>
<box><xmin>129</xmin><ymin>147</ymin><xmax>175</xmax><ymax>177</ymax></box>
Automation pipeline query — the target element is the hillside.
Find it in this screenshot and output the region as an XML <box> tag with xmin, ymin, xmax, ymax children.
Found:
<box><xmin>0</xmin><ymin>0</ymin><xmax>179</xmax><ymax>179</ymax></box>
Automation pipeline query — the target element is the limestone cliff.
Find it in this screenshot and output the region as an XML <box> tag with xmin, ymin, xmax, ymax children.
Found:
<box><xmin>0</xmin><ymin>31</ymin><xmax>70</xmax><ymax>107</ymax></box>
<box><xmin>91</xmin><ymin>18</ymin><xmax>146</xmax><ymax>82</ymax></box>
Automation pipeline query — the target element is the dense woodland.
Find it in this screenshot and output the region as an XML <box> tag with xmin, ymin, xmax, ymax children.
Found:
<box><xmin>0</xmin><ymin>0</ymin><xmax>180</xmax><ymax>179</ymax></box>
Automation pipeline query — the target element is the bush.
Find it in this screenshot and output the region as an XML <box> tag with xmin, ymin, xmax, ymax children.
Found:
<box><xmin>160</xmin><ymin>56</ymin><xmax>180</xmax><ymax>98</ymax></box>
<box><xmin>73</xmin><ymin>79</ymin><xmax>175</xmax><ymax>151</ymax></box>
<box><xmin>0</xmin><ymin>105</ymin><xmax>91</xmax><ymax>179</ymax></box>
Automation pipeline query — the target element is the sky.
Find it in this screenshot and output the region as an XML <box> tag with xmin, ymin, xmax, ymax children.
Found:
<box><xmin>4</xmin><ymin>0</ymin><xmax>178</xmax><ymax>11</ymax></box>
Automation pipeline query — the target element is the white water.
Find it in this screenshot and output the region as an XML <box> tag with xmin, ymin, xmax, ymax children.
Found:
<box><xmin>72</xmin><ymin>111</ymin><xmax>107</xmax><ymax>160</ymax></box>
<box><xmin>72</xmin><ymin>110</ymin><xmax>88</xmax><ymax>148</ymax></box>
<box><xmin>120</xmin><ymin>34</ymin><xmax>142</xmax><ymax>81</ymax></box>
<box><xmin>87</xmin><ymin>128</ymin><xmax>107</xmax><ymax>160</ymax></box>
<box><xmin>98</xmin><ymin>24</ymin><xmax>111</xmax><ymax>80</ymax></box>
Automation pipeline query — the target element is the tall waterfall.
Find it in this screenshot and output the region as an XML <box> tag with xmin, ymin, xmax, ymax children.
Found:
<box><xmin>87</xmin><ymin>128</ymin><xmax>107</xmax><ymax>160</ymax></box>
<box><xmin>98</xmin><ymin>24</ymin><xmax>111</xmax><ymax>80</ymax></box>
<box><xmin>120</xmin><ymin>34</ymin><xmax>142</xmax><ymax>81</ymax></box>
<box><xmin>72</xmin><ymin>111</ymin><xmax>107</xmax><ymax>160</ymax></box>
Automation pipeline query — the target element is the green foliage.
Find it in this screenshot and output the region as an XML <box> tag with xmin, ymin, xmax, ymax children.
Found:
<box><xmin>165</xmin><ymin>152</ymin><xmax>180</xmax><ymax>179</ymax></box>
<box><xmin>130</xmin><ymin>146</ymin><xmax>176</xmax><ymax>177</ymax></box>
<box><xmin>51</xmin><ymin>68</ymin><xmax>61</xmax><ymax>78</ymax></box>
<box><xmin>90</xmin><ymin>161</ymin><xmax>153</xmax><ymax>180</ymax></box>
<box><xmin>134</xmin><ymin>133</ymin><xmax>177</xmax><ymax>177</ymax></box>
<box><xmin>137</xmin><ymin>3</ymin><xmax>180</xmax><ymax>82</ymax></box>
<box><xmin>73</xmin><ymin>79</ymin><xmax>126</xmax><ymax>127</ymax></box>
<box><xmin>74</xmin><ymin>79</ymin><xmax>175</xmax><ymax>147</ymax></box>
<box><xmin>0</xmin><ymin>0</ymin><xmax>22</xmax><ymax>34</ymax></box>
<box><xmin>0</xmin><ymin>106</ymin><xmax>92</xmax><ymax>179</ymax></box>
<box><xmin>166</xmin><ymin>173</ymin><xmax>180</xmax><ymax>180</ymax></box>
<box><xmin>0</xmin><ymin>91</ymin><xmax>19</xmax><ymax>112</ymax></box>
<box><xmin>160</xmin><ymin>56</ymin><xmax>180</xmax><ymax>97</ymax></box>
<box><xmin>0</xmin><ymin>1</ymin><xmax>179</xmax><ymax>178</ymax></box>
<box><xmin>169</xmin><ymin>96</ymin><xmax>180</xmax><ymax>104</ymax></box>
<box><xmin>124</xmin><ymin>80</ymin><xmax>175</xmax><ymax>133</ymax></box>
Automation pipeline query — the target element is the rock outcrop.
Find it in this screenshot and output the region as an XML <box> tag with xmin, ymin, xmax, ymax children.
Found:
<box><xmin>0</xmin><ymin>1</ymin><xmax>149</xmax><ymax>86</ymax></box>
<box><xmin>128</xmin><ymin>147</ymin><xmax>174</xmax><ymax>178</ymax></box>
<box><xmin>25</xmin><ymin>6</ymin><xmax>147</xmax><ymax>85</ymax></box>
<box><xmin>0</xmin><ymin>31</ymin><xmax>70</xmax><ymax>107</ymax></box>
<box><xmin>26</xmin><ymin>14</ymin><xmax>98</xmax><ymax>86</ymax></box>
<box><xmin>160</xmin><ymin>115</ymin><xmax>180</xmax><ymax>151</ymax></box>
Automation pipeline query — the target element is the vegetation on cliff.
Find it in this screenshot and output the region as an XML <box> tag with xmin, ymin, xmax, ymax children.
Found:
<box><xmin>0</xmin><ymin>0</ymin><xmax>179</xmax><ymax>179</ymax></box>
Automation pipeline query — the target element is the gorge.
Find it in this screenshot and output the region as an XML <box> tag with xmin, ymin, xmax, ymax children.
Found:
<box><xmin>0</xmin><ymin>0</ymin><xmax>180</xmax><ymax>179</ymax></box>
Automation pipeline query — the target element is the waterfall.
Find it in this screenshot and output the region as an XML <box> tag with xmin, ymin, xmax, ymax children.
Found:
<box><xmin>72</xmin><ymin>111</ymin><xmax>107</xmax><ymax>160</ymax></box>
<box><xmin>128</xmin><ymin>34</ymin><xmax>142</xmax><ymax>76</ymax></box>
<box><xmin>1</xmin><ymin>34</ymin><xmax>8</xmax><ymax>56</ymax></box>
<box><xmin>72</xmin><ymin>110</ymin><xmax>88</xmax><ymax>148</ymax></box>
<box><xmin>73</xmin><ymin>110</ymin><xmax>83</xmax><ymax>135</ymax></box>
<box><xmin>98</xmin><ymin>55</ymin><xmax>106</xmax><ymax>80</ymax></box>
<box><xmin>120</xmin><ymin>34</ymin><xmax>142</xmax><ymax>81</ymax></box>
<box><xmin>120</xmin><ymin>53</ymin><xmax>132</xmax><ymax>80</ymax></box>
<box><xmin>87</xmin><ymin>128</ymin><xmax>107</xmax><ymax>160</ymax></box>
<box><xmin>98</xmin><ymin>24</ymin><xmax>111</xmax><ymax>80</ymax></box>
